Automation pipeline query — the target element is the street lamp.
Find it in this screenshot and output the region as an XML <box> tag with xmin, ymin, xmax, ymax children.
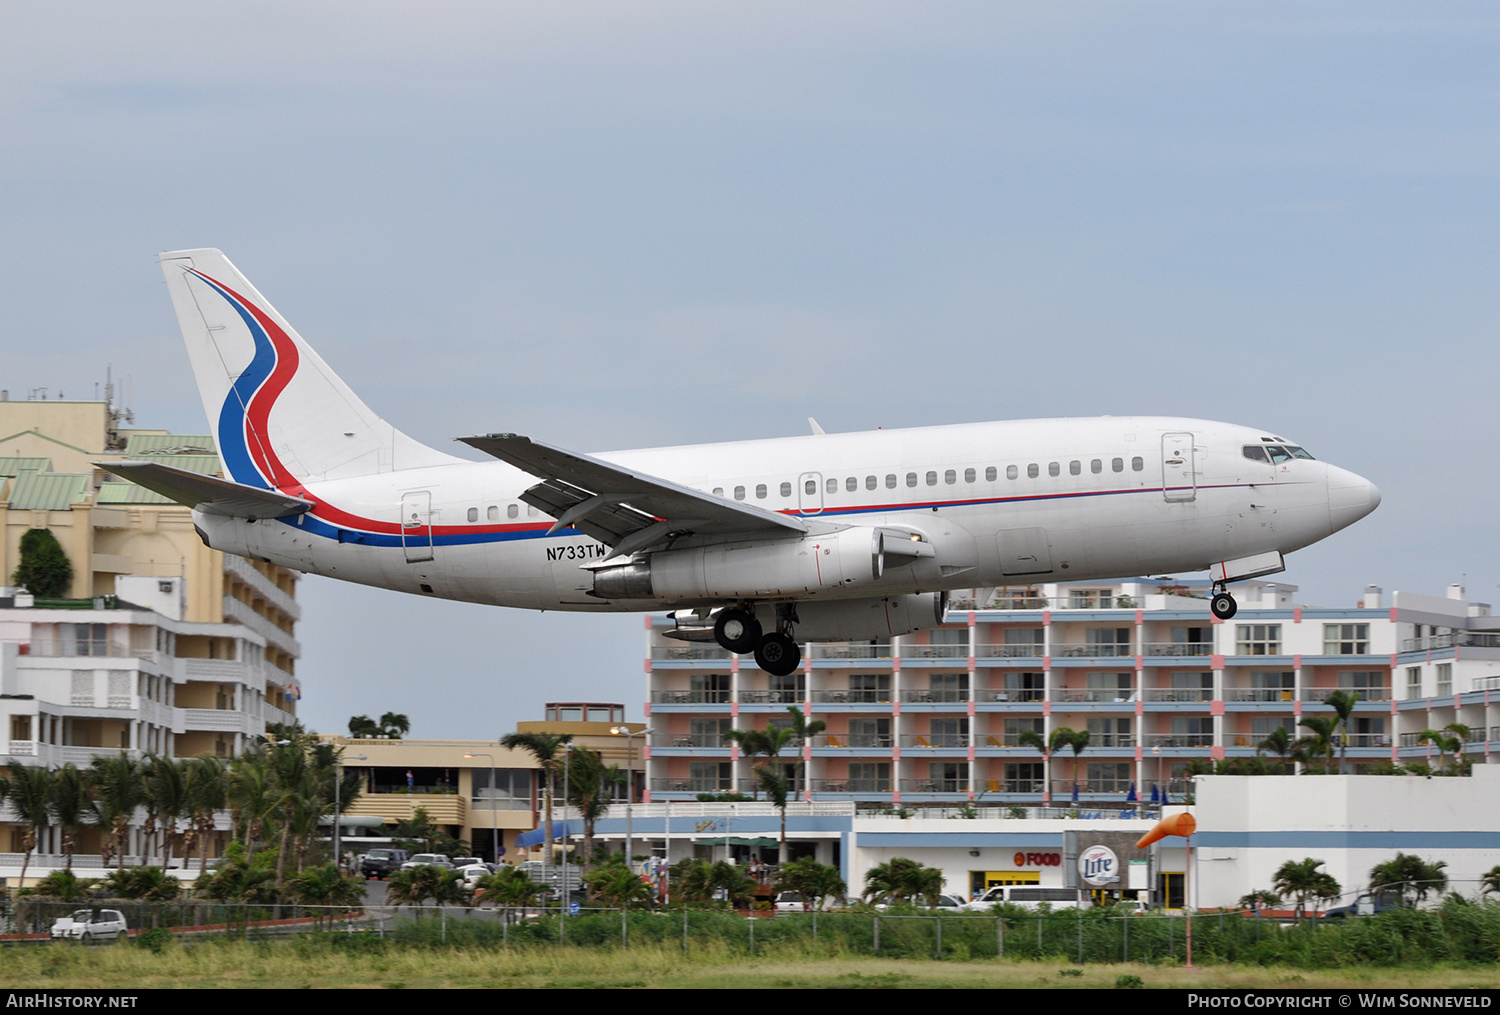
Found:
<box><xmin>464</xmin><ymin>752</ymin><xmax>499</xmax><ymax>866</ymax></box>
<box><xmin>333</xmin><ymin>752</ymin><xmax>367</xmax><ymax>870</ymax></box>
<box><xmin>610</xmin><ymin>725</ymin><xmax>653</xmax><ymax>869</ymax></box>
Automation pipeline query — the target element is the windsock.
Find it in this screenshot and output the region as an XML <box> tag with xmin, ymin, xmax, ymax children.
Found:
<box><xmin>1135</xmin><ymin>812</ymin><xmax>1196</xmax><ymax>848</ymax></box>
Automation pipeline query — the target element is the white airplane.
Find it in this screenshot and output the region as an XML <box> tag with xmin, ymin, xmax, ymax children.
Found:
<box><xmin>107</xmin><ymin>249</ymin><xmax>1381</xmax><ymax>677</ymax></box>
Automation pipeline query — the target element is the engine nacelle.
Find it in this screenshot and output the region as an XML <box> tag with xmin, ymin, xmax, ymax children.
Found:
<box><xmin>593</xmin><ymin>527</ymin><xmax>924</xmax><ymax>601</ymax></box>
<box><xmin>775</xmin><ymin>592</ymin><xmax>949</xmax><ymax>642</ymax></box>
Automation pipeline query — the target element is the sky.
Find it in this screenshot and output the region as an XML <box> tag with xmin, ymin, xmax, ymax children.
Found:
<box><xmin>2</xmin><ymin>3</ymin><xmax>1497</xmax><ymax>739</ymax></box>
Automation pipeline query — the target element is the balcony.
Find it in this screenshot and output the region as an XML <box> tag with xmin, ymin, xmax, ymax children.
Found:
<box><xmin>1313</xmin><ymin>687</ymin><xmax>1392</xmax><ymax>703</ymax></box>
<box><xmin>25</xmin><ymin>640</ymin><xmax>151</xmax><ymax>660</ymax></box>
<box><xmin>814</xmin><ymin>733</ymin><xmax>893</xmax><ymax>749</ymax></box>
<box><xmin>808</xmin><ymin>643</ymin><xmax>892</xmax><ymax>660</ymax></box>
<box><xmin>650</xmin><ymin>778</ymin><xmax>732</xmax><ymax>793</ymax></box>
<box><xmin>975</xmin><ymin>644</ymin><xmax>1045</xmax><ymax>658</ymax></box>
<box><xmin>1142</xmin><ymin>643</ymin><xmax>1215</xmax><ymax>657</ymax></box>
<box><xmin>899</xmin><ymin>778</ymin><xmax>969</xmax><ymax>793</ymax></box>
<box><xmin>651</xmin><ymin>690</ymin><xmax>731</xmax><ymax>705</ymax></box>
<box><xmin>1051</xmin><ymin>689</ymin><xmax>1135</xmax><ymax>704</ymax></box>
<box><xmin>900</xmin><ymin>733</ymin><xmax>970</xmax><ymax>748</ymax></box>
<box><xmin>1343</xmin><ymin>733</ymin><xmax>1392</xmax><ymax>748</ymax></box>
<box><xmin>181</xmin><ymin>707</ymin><xmax>256</xmax><ymax>734</ymax></box>
<box><xmin>1144</xmin><ymin>688</ymin><xmax>1213</xmax><ymax>702</ymax></box>
<box><xmin>1146</xmin><ymin>734</ymin><xmax>1213</xmax><ymax>748</ymax></box>
<box><xmin>739</xmin><ymin>690</ymin><xmax>804</xmax><ymax>705</ymax></box>
<box><xmin>809</xmin><ymin>778</ymin><xmax>892</xmax><ymax>793</ymax></box>
<box><xmin>1051</xmin><ymin>778</ymin><xmax>1134</xmax><ymax>795</ymax></box>
<box><xmin>655</xmin><ymin>733</ymin><xmax>731</xmax><ymax>748</ymax></box>
<box><xmin>900</xmin><ymin>689</ymin><xmax>969</xmax><ymax>704</ymax></box>
<box><xmin>651</xmin><ymin>644</ymin><xmax>732</xmax><ymax>661</ymax></box>
<box><xmin>1224</xmin><ymin>688</ymin><xmax>1294</xmax><ymax>703</ymax></box>
<box><xmin>1087</xmin><ymin>734</ymin><xmax>1136</xmax><ymax>748</ymax></box>
<box><xmin>980</xmin><ymin>688</ymin><xmax>1045</xmax><ymax>702</ymax></box>
<box><xmin>1400</xmin><ymin>632</ymin><xmax>1500</xmax><ymax>653</ymax></box>
<box><xmin>901</xmin><ymin>644</ymin><xmax>969</xmax><ymax>660</ymax></box>
<box><xmin>811</xmin><ymin>689</ymin><xmax>893</xmax><ymax>704</ymax></box>
<box><xmin>346</xmin><ymin>792</ymin><xmax>466</xmax><ymax>826</ymax></box>
<box><xmin>1054</xmin><ymin>645</ymin><xmax>1134</xmax><ymax>658</ymax></box>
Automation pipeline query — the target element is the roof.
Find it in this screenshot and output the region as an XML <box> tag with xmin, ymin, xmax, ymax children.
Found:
<box><xmin>123</xmin><ymin>434</ymin><xmax>217</xmax><ymax>456</ymax></box>
<box><xmin>98</xmin><ymin>453</ymin><xmax>223</xmax><ymax>504</ymax></box>
<box><xmin>0</xmin><ymin>457</ymin><xmax>50</xmax><ymax>478</ymax></box>
<box><xmin>6</xmin><ymin>470</ymin><xmax>89</xmax><ymax>510</ymax></box>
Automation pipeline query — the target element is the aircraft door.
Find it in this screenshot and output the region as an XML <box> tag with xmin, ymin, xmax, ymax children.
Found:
<box><xmin>798</xmin><ymin>472</ymin><xmax>823</xmax><ymax>515</ymax></box>
<box><xmin>1161</xmin><ymin>432</ymin><xmax>1197</xmax><ymax>503</ymax></box>
<box><xmin>401</xmin><ymin>491</ymin><xmax>435</xmax><ymax>563</ymax></box>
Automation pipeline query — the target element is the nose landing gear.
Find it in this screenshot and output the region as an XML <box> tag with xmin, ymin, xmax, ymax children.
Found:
<box><xmin>1210</xmin><ymin>584</ymin><xmax>1238</xmax><ymax>620</ymax></box>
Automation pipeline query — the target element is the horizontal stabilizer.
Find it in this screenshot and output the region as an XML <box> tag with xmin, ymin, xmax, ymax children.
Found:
<box><xmin>99</xmin><ymin>462</ymin><xmax>312</xmax><ymax>520</ymax></box>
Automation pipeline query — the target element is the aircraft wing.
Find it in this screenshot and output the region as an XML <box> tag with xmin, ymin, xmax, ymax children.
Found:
<box><xmin>98</xmin><ymin>461</ymin><xmax>313</xmax><ymax>519</ymax></box>
<box><xmin>458</xmin><ymin>433</ymin><xmax>807</xmax><ymax>560</ymax></box>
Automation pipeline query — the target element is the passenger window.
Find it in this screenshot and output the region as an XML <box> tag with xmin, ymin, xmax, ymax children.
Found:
<box><xmin>906</xmin><ymin>473</ymin><xmax>918</xmax><ymax>488</ymax></box>
<box><xmin>527</xmin><ymin>505</ymin><xmax>538</xmax><ymax>517</ymax></box>
<box><xmin>1006</xmin><ymin>465</ymin><xmax>1018</xmax><ymax>480</ymax></box>
<box><xmin>508</xmin><ymin>504</ymin><xmax>519</xmax><ymax>519</ymax></box>
<box><xmin>1069</xmin><ymin>461</ymin><xmax>1080</xmax><ymax>476</ymax></box>
<box><xmin>886</xmin><ymin>474</ymin><xmax>897</xmax><ymax>489</ymax></box>
<box><xmin>713</xmin><ymin>487</ymin><xmax>724</xmax><ymax>496</ymax></box>
<box><xmin>826</xmin><ymin>477</ymin><xmax>838</xmax><ymax>494</ymax></box>
<box><xmin>1242</xmin><ymin>445</ymin><xmax>1269</xmax><ymax>463</ymax></box>
<box><xmin>866</xmin><ymin>475</ymin><xmax>877</xmax><ymax>490</ymax></box>
<box><xmin>734</xmin><ymin>486</ymin><xmax>746</xmax><ymax>500</ymax></box>
<box><xmin>780</xmin><ymin>482</ymin><xmax>792</xmax><ymax>497</ymax></box>
<box><xmin>467</xmin><ymin>507</ymin><xmax>478</xmax><ymax>523</ymax></box>
<box><xmin>1027</xmin><ymin>464</ymin><xmax>1039</xmax><ymax>479</ymax></box>
<box><xmin>985</xmin><ymin>466</ymin><xmax>997</xmax><ymax>482</ymax></box>
<box><xmin>805</xmin><ymin>479</ymin><xmax>817</xmax><ymax>496</ymax></box>
<box><xmin>1111</xmin><ymin>458</ymin><xmax>1124</xmax><ymax>473</ymax></box>
<box><xmin>1131</xmin><ymin>457</ymin><xmax>1144</xmax><ymax>472</ymax></box>
<box><xmin>846</xmin><ymin>477</ymin><xmax>858</xmax><ymax>492</ymax></box>
<box><xmin>1048</xmin><ymin>462</ymin><xmax>1060</xmax><ymax>477</ymax></box>
<box><xmin>944</xmin><ymin>469</ymin><xmax>956</xmax><ymax>485</ymax></box>
<box><xmin>487</xmin><ymin>505</ymin><xmax>499</xmax><ymax>522</ymax></box>
<box><xmin>925</xmin><ymin>471</ymin><xmax>938</xmax><ymax>486</ymax></box>
<box><xmin>1090</xmin><ymin>459</ymin><xmax>1102</xmax><ymax>474</ymax></box>
<box><xmin>755</xmin><ymin>484</ymin><xmax>767</xmax><ymax>499</ymax></box>
<box><xmin>964</xmin><ymin>468</ymin><xmax>976</xmax><ymax>483</ymax></box>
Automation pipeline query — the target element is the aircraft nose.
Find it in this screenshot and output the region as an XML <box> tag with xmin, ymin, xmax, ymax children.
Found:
<box><xmin>1328</xmin><ymin>465</ymin><xmax>1381</xmax><ymax>533</ymax></box>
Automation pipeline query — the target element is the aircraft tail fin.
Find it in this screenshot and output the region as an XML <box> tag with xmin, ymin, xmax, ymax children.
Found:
<box><xmin>157</xmin><ymin>248</ymin><xmax>460</xmax><ymax>492</ymax></box>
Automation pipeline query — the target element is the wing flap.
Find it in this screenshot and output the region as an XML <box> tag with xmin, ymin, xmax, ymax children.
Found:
<box><xmin>459</xmin><ymin>433</ymin><xmax>807</xmax><ymax>554</ymax></box>
<box><xmin>99</xmin><ymin>461</ymin><xmax>312</xmax><ymax>519</ymax></box>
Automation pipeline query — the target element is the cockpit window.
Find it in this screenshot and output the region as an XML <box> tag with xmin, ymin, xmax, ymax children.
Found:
<box><xmin>1285</xmin><ymin>446</ymin><xmax>1314</xmax><ymax>460</ymax></box>
<box><xmin>1266</xmin><ymin>446</ymin><xmax>1293</xmax><ymax>464</ymax></box>
<box><xmin>1242</xmin><ymin>445</ymin><xmax>1269</xmax><ymax>463</ymax></box>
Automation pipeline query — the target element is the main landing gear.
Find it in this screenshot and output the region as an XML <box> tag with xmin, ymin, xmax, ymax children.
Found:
<box><xmin>712</xmin><ymin>605</ymin><xmax>802</xmax><ymax>677</ymax></box>
<box><xmin>1210</xmin><ymin>583</ymin><xmax>1238</xmax><ymax>620</ymax></box>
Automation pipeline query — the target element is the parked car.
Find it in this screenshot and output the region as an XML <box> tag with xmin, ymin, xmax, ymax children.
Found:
<box><xmin>458</xmin><ymin>864</ymin><xmax>492</xmax><ymax>889</ymax></box>
<box><xmin>1324</xmin><ymin>891</ymin><xmax>1403</xmax><ymax>920</ymax></box>
<box><xmin>774</xmin><ymin>891</ymin><xmax>808</xmax><ymax>912</ymax></box>
<box><xmin>401</xmin><ymin>853</ymin><xmax>457</xmax><ymax>871</ymax></box>
<box><xmin>961</xmin><ymin>885</ymin><xmax>1088</xmax><ymax>912</ymax></box>
<box><xmin>51</xmin><ymin>909</ymin><xmax>128</xmax><ymax>942</ymax></box>
<box><xmin>359</xmin><ymin>848</ymin><xmax>410</xmax><ymax>879</ymax></box>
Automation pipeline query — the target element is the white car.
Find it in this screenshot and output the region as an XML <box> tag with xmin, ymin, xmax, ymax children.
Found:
<box><xmin>400</xmin><ymin>853</ymin><xmax>457</xmax><ymax>871</ymax></box>
<box><xmin>50</xmin><ymin>909</ymin><xmax>128</xmax><ymax>942</ymax></box>
<box><xmin>961</xmin><ymin>886</ymin><xmax>1089</xmax><ymax>912</ymax></box>
<box><xmin>458</xmin><ymin>864</ymin><xmax>492</xmax><ymax>889</ymax></box>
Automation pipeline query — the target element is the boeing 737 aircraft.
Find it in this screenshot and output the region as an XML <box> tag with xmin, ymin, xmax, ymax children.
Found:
<box><xmin>106</xmin><ymin>249</ymin><xmax>1381</xmax><ymax>677</ymax></box>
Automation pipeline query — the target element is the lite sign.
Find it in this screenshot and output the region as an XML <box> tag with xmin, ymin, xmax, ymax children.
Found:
<box><xmin>1078</xmin><ymin>845</ymin><xmax>1120</xmax><ymax>886</ymax></box>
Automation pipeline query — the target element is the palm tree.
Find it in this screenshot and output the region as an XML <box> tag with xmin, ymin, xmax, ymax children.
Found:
<box><xmin>784</xmin><ymin>706</ymin><xmax>826</xmax><ymax>800</ymax></box>
<box><xmin>1256</xmin><ymin>726</ymin><xmax>1295</xmax><ymax>774</ymax></box>
<box><xmin>49</xmin><ymin>764</ymin><xmax>92</xmax><ymax>871</ymax></box>
<box><xmin>88</xmin><ymin>752</ymin><xmax>143</xmax><ymax>869</ymax></box>
<box><xmin>1370</xmin><ymin>853</ymin><xmax>1448</xmax><ymax>906</ymax></box>
<box><xmin>1416</xmin><ymin>726</ymin><xmax>1466</xmax><ymax>774</ymax></box>
<box><xmin>500</xmin><ymin>731</ymin><xmax>573</xmax><ymax>861</ymax></box>
<box><xmin>142</xmin><ymin>755</ymin><xmax>190</xmax><ymax>871</ymax></box>
<box><xmin>378</xmin><ymin>712</ymin><xmax>411</xmax><ymax>739</ymax></box>
<box><xmin>5</xmin><ymin>763</ymin><xmax>54</xmax><ymax>889</ymax></box>
<box><xmin>183</xmin><ymin>755</ymin><xmax>227</xmax><ymax>874</ymax></box>
<box><xmin>564</xmin><ymin>747</ymin><xmax>623</xmax><ymax>864</ymax></box>
<box><xmin>474</xmin><ymin>866</ymin><xmax>542</xmax><ymax>918</ymax></box>
<box><xmin>723</xmin><ymin>725</ymin><xmax>793</xmax><ymax>799</ymax></box>
<box><xmin>776</xmin><ymin>856</ymin><xmax>846</xmax><ymax>911</ymax></box>
<box><xmin>1238</xmin><ymin>888</ymin><xmax>1281</xmax><ymax>914</ymax></box>
<box><xmin>1481</xmin><ymin>865</ymin><xmax>1500</xmax><ymax>898</ymax></box>
<box><xmin>1296</xmin><ymin>716</ymin><xmax>1337</xmax><ymax>772</ymax></box>
<box><xmin>863</xmin><ymin>857</ymin><xmax>944</xmax><ymax>906</ymax></box>
<box><xmin>1324</xmin><ymin>690</ymin><xmax>1361</xmax><ymax>774</ymax></box>
<box><xmin>754</xmin><ymin>764</ymin><xmax>791</xmax><ymax>864</ymax></box>
<box><xmin>227</xmin><ymin>748</ymin><xmax>276</xmax><ymax>857</ymax></box>
<box><xmin>1273</xmin><ymin>857</ymin><xmax>1341</xmax><ymax>919</ymax></box>
<box><xmin>1049</xmin><ymin>727</ymin><xmax>1089</xmax><ymax>792</ymax></box>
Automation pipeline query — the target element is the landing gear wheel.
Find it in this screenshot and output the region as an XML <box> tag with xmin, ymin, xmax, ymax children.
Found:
<box><xmin>754</xmin><ymin>632</ymin><xmax>801</xmax><ymax>677</ymax></box>
<box><xmin>1210</xmin><ymin>592</ymin><xmax>1238</xmax><ymax>620</ymax></box>
<box><xmin>714</xmin><ymin>608</ymin><xmax>762</xmax><ymax>654</ymax></box>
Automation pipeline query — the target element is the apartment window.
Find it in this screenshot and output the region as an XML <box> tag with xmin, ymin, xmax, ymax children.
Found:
<box><xmin>1004</xmin><ymin>762</ymin><xmax>1044</xmax><ymax>792</ymax></box>
<box><xmin>1004</xmin><ymin>671</ymin><xmax>1045</xmax><ymax>701</ymax></box>
<box><xmin>1087</xmin><ymin>671</ymin><xmax>1133</xmax><ymax>700</ymax></box>
<box><xmin>927</xmin><ymin>762</ymin><xmax>965</xmax><ymax>791</ymax></box>
<box><xmin>1003</xmin><ymin>717</ymin><xmax>1043</xmax><ymax>745</ymax></box>
<box><xmin>848</xmin><ymin>673</ymin><xmax>891</xmax><ymax>702</ymax></box>
<box><xmin>848</xmin><ymin>717</ymin><xmax>891</xmax><ymax>747</ymax></box>
<box><xmin>1070</xmin><ymin>589</ymin><xmax>1114</xmax><ymax>609</ymax></box>
<box><xmin>1323</xmin><ymin>624</ymin><xmax>1369</xmax><ymax>655</ymax></box>
<box><xmin>1171</xmin><ymin>671</ymin><xmax>1213</xmax><ymax>700</ymax></box>
<box><xmin>1086</xmin><ymin>627</ymin><xmax>1131</xmax><ymax>656</ymax></box>
<box><xmin>690</xmin><ymin>673</ymin><xmax>730</xmax><ymax>703</ymax></box>
<box><xmin>1236</xmin><ymin>624</ymin><xmax>1282</xmax><ymax>656</ymax></box>
<box><xmin>1251</xmin><ymin>671</ymin><xmax>1294</xmax><ymax>702</ymax></box>
<box><xmin>930</xmin><ymin>673</ymin><xmax>969</xmax><ymax>702</ymax></box>
<box><xmin>847</xmin><ymin>763</ymin><xmax>890</xmax><ymax>791</ymax></box>
<box><xmin>770</xmin><ymin>672</ymin><xmax>805</xmax><ymax>701</ymax></box>
<box><xmin>10</xmin><ymin>715</ymin><xmax>31</xmax><ymax>741</ymax></box>
<box><xmin>1251</xmin><ymin>716</ymin><xmax>1294</xmax><ymax>737</ymax></box>
<box><xmin>690</xmin><ymin>762</ymin><xmax>731</xmax><ymax>791</ymax></box>
<box><xmin>1086</xmin><ymin>763</ymin><xmax>1132</xmax><ymax>790</ymax></box>
<box><xmin>690</xmin><ymin>717</ymin><xmax>731</xmax><ymax>747</ymax></box>
<box><xmin>1406</xmin><ymin>666</ymin><xmax>1422</xmax><ymax>699</ymax></box>
<box><xmin>1437</xmin><ymin>663</ymin><xmax>1452</xmax><ymax>697</ymax></box>
<box><xmin>73</xmin><ymin>624</ymin><xmax>108</xmax><ymax>657</ymax></box>
<box><xmin>1088</xmin><ymin>716</ymin><xmax>1132</xmax><ymax>746</ymax></box>
<box><xmin>929</xmin><ymin>717</ymin><xmax>968</xmax><ymax>747</ymax></box>
<box><xmin>1338</xmin><ymin>670</ymin><xmax>1387</xmax><ymax>699</ymax></box>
